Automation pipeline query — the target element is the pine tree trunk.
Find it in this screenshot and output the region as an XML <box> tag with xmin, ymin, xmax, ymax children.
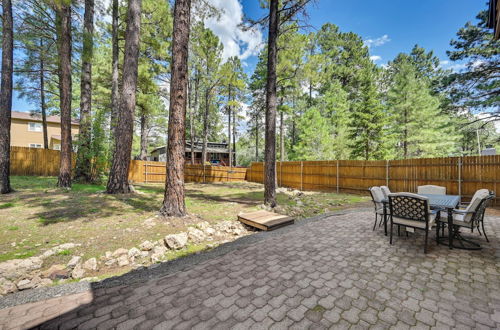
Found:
<box><xmin>201</xmin><ymin>90</ymin><xmax>209</xmax><ymax>165</ymax></box>
<box><xmin>255</xmin><ymin>114</ymin><xmax>259</xmax><ymax>161</ymax></box>
<box><xmin>280</xmin><ymin>110</ymin><xmax>284</xmax><ymax>162</ymax></box>
<box><xmin>75</xmin><ymin>0</ymin><xmax>94</xmax><ymax>182</ymax></box>
<box><xmin>232</xmin><ymin>106</ymin><xmax>236</xmax><ymax>166</ymax></box>
<box><xmin>159</xmin><ymin>0</ymin><xmax>191</xmax><ymax>217</ymax></box>
<box><xmin>227</xmin><ymin>88</ymin><xmax>232</xmax><ymax>167</ymax></box>
<box><xmin>0</xmin><ymin>0</ymin><xmax>13</xmax><ymax>194</ymax></box>
<box><xmin>139</xmin><ymin>112</ymin><xmax>148</xmax><ymax>160</ymax></box>
<box><xmin>190</xmin><ymin>71</ymin><xmax>199</xmax><ymax>165</ymax></box>
<box><xmin>264</xmin><ymin>0</ymin><xmax>279</xmax><ymax>207</ymax></box>
<box><xmin>55</xmin><ymin>2</ymin><xmax>73</xmax><ymax>188</ymax></box>
<box><xmin>39</xmin><ymin>39</ymin><xmax>48</xmax><ymax>150</ymax></box>
<box><xmin>110</xmin><ymin>0</ymin><xmax>119</xmax><ymax>146</ymax></box>
<box><xmin>107</xmin><ymin>0</ymin><xmax>142</xmax><ymax>194</ymax></box>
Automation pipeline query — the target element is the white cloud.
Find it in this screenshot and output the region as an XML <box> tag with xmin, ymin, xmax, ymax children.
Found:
<box><xmin>370</xmin><ymin>55</ymin><xmax>382</xmax><ymax>62</ymax></box>
<box><xmin>204</xmin><ymin>0</ymin><xmax>264</xmax><ymax>61</ymax></box>
<box><xmin>439</xmin><ymin>60</ymin><xmax>466</xmax><ymax>73</ymax></box>
<box><xmin>364</xmin><ymin>35</ymin><xmax>390</xmax><ymax>48</ymax></box>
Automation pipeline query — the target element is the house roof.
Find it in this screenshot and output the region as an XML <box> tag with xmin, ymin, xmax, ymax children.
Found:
<box><xmin>11</xmin><ymin>111</ymin><xmax>80</xmax><ymax>125</ymax></box>
<box><xmin>151</xmin><ymin>142</ymin><xmax>231</xmax><ymax>155</ymax></box>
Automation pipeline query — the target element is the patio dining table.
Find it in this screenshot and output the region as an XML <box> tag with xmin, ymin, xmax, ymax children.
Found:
<box><xmin>382</xmin><ymin>194</ymin><xmax>461</xmax><ymax>249</ymax></box>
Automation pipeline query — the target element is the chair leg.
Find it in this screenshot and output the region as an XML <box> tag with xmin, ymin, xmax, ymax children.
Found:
<box><xmin>436</xmin><ymin>222</ymin><xmax>439</xmax><ymax>243</ymax></box>
<box><xmin>398</xmin><ymin>225</ymin><xmax>401</xmax><ymax>236</ymax></box>
<box><xmin>424</xmin><ymin>230</ymin><xmax>428</xmax><ymax>254</ymax></box>
<box><xmin>481</xmin><ymin>221</ymin><xmax>489</xmax><ymax>242</ymax></box>
<box><xmin>390</xmin><ymin>220</ymin><xmax>393</xmax><ymax>245</ymax></box>
<box><xmin>373</xmin><ymin>214</ymin><xmax>377</xmax><ymax>231</ymax></box>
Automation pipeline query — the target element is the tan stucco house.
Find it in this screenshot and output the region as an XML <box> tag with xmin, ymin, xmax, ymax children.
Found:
<box><xmin>10</xmin><ymin>111</ymin><xmax>79</xmax><ymax>150</ymax></box>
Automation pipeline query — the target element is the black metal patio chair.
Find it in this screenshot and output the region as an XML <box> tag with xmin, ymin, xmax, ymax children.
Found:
<box><xmin>388</xmin><ymin>193</ymin><xmax>439</xmax><ymax>254</ymax></box>
<box><xmin>436</xmin><ymin>190</ymin><xmax>495</xmax><ymax>249</ymax></box>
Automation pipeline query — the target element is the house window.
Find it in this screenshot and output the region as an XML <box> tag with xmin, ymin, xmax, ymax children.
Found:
<box><xmin>29</xmin><ymin>143</ymin><xmax>42</xmax><ymax>148</ymax></box>
<box><xmin>210</xmin><ymin>153</ymin><xmax>221</xmax><ymax>161</ymax></box>
<box><xmin>28</xmin><ymin>122</ymin><xmax>42</xmax><ymax>132</ymax></box>
<box><xmin>53</xmin><ymin>144</ymin><xmax>61</xmax><ymax>151</ymax></box>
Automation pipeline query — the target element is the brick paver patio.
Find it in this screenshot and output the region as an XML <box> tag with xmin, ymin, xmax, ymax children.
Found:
<box><xmin>1</xmin><ymin>209</ymin><xmax>499</xmax><ymax>329</ymax></box>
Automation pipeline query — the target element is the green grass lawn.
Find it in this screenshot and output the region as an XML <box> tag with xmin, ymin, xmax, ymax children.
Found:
<box><xmin>0</xmin><ymin>176</ymin><xmax>368</xmax><ymax>278</ymax></box>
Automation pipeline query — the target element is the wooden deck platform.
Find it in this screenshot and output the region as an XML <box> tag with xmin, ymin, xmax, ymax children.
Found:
<box><xmin>238</xmin><ymin>210</ymin><xmax>295</xmax><ymax>231</ymax></box>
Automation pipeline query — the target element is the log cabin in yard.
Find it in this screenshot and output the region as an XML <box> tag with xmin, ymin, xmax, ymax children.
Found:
<box><xmin>150</xmin><ymin>141</ymin><xmax>234</xmax><ymax>165</ymax></box>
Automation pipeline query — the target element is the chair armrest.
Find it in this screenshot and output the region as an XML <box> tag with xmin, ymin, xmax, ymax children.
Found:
<box><xmin>452</xmin><ymin>209</ymin><xmax>474</xmax><ymax>215</ymax></box>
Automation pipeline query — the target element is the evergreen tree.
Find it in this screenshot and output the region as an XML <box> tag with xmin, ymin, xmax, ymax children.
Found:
<box><xmin>387</xmin><ymin>58</ymin><xmax>458</xmax><ymax>158</ymax></box>
<box><xmin>446</xmin><ymin>9</ymin><xmax>499</xmax><ymax>117</ymax></box>
<box><xmin>219</xmin><ymin>56</ymin><xmax>246</xmax><ymax>166</ymax></box>
<box><xmin>349</xmin><ymin>69</ymin><xmax>388</xmax><ymax>160</ymax></box>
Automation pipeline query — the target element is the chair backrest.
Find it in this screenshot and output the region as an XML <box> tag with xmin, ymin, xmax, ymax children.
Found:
<box><xmin>468</xmin><ymin>189</ymin><xmax>489</xmax><ymax>207</ymax></box>
<box><xmin>369</xmin><ymin>187</ymin><xmax>385</xmax><ymax>209</ymax></box>
<box><xmin>463</xmin><ymin>189</ymin><xmax>491</xmax><ymax>222</ymax></box>
<box><xmin>388</xmin><ymin>193</ymin><xmax>430</xmax><ymax>224</ymax></box>
<box><xmin>469</xmin><ymin>193</ymin><xmax>494</xmax><ymax>225</ymax></box>
<box><xmin>380</xmin><ymin>186</ymin><xmax>391</xmax><ymax>199</ymax></box>
<box><xmin>417</xmin><ymin>185</ymin><xmax>446</xmax><ymax>195</ymax></box>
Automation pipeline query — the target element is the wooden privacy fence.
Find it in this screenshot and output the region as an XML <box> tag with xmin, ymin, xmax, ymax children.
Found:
<box><xmin>10</xmin><ymin>146</ymin><xmax>75</xmax><ymax>176</ymax></box>
<box><xmin>128</xmin><ymin>160</ymin><xmax>248</xmax><ymax>183</ymax></box>
<box><xmin>9</xmin><ymin>148</ymin><xmax>247</xmax><ymax>184</ymax></box>
<box><xmin>247</xmin><ymin>156</ymin><xmax>500</xmax><ymax>205</ymax></box>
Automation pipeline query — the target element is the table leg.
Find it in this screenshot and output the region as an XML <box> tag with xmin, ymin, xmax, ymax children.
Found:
<box><xmin>447</xmin><ymin>208</ymin><xmax>453</xmax><ymax>249</ymax></box>
<box><xmin>383</xmin><ymin>203</ymin><xmax>387</xmax><ymax>236</ymax></box>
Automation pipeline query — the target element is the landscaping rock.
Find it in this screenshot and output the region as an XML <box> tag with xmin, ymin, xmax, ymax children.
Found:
<box><xmin>197</xmin><ymin>221</ymin><xmax>216</xmax><ymax>236</ymax></box>
<box><xmin>104</xmin><ymin>251</ymin><xmax>113</xmax><ymax>259</ymax></box>
<box><xmin>55</xmin><ymin>243</ymin><xmax>79</xmax><ymax>251</ymax></box>
<box><xmin>42</xmin><ymin>264</ymin><xmax>69</xmax><ymax>280</ymax></box>
<box><xmin>71</xmin><ymin>264</ymin><xmax>85</xmax><ymax>279</ymax></box>
<box><xmin>139</xmin><ymin>240</ymin><xmax>154</xmax><ymax>251</ymax></box>
<box><xmin>128</xmin><ymin>247</ymin><xmax>141</xmax><ymax>259</ymax></box>
<box><xmin>39</xmin><ymin>278</ymin><xmax>53</xmax><ymax>287</ymax></box>
<box><xmin>80</xmin><ymin>277</ymin><xmax>98</xmax><ymax>282</ymax></box>
<box><xmin>112</xmin><ymin>248</ymin><xmax>128</xmax><ymax>257</ymax></box>
<box><xmin>0</xmin><ymin>277</ymin><xmax>17</xmax><ymax>295</ymax></box>
<box><xmin>82</xmin><ymin>258</ymin><xmax>98</xmax><ymax>272</ymax></box>
<box><xmin>151</xmin><ymin>246</ymin><xmax>167</xmax><ymax>263</ymax></box>
<box><xmin>0</xmin><ymin>257</ymin><xmax>43</xmax><ymax>281</ymax></box>
<box><xmin>215</xmin><ymin>221</ymin><xmax>246</xmax><ymax>236</ymax></box>
<box><xmin>117</xmin><ymin>255</ymin><xmax>129</xmax><ymax>267</ymax></box>
<box><xmin>164</xmin><ymin>233</ymin><xmax>188</xmax><ymax>250</ymax></box>
<box><xmin>67</xmin><ymin>256</ymin><xmax>81</xmax><ymax>269</ymax></box>
<box><xmin>187</xmin><ymin>227</ymin><xmax>206</xmax><ymax>243</ymax></box>
<box><xmin>16</xmin><ymin>279</ymin><xmax>32</xmax><ymax>290</ymax></box>
<box><xmin>104</xmin><ymin>259</ymin><xmax>117</xmax><ymax>267</ymax></box>
<box><xmin>17</xmin><ymin>276</ymin><xmax>40</xmax><ymax>290</ymax></box>
<box><xmin>41</xmin><ymin>249</ymin><xmax>55</xmax><ymax>259</ymax></box>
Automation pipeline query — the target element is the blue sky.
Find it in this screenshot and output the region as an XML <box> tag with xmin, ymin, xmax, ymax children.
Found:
<box><xmin>13</xmin><ymin>0</ymin><xmax>487</xmax><ymax>112</ymax></box>
<box><xmin>239</xmin><ymin>0</ymin><xmax>486</xmax><ymax>70</ymax></box>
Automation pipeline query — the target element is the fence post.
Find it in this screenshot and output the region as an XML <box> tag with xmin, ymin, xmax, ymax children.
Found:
<box><xmin>458</xmin><ymin>157</ymin><xmax>462</xmax><ymax>197</ymax></box>
<box><xmin>300</xmin><ymin>161</ymin><xmax>304</xmax><ymax>191</ymax></box>
<box><xmin>386</xmin><ymin>160</ymin><xmax>389</xmax><ymax>187</ymax></box>
<box><xmin>144</xmin><ymin>162</ymin><xmax>148</xmax><ymax>183</ymax></box>
<box><xmin>203</xmin><ymin>163</ymin><xmax>206</xmax><ymax>183</ymax></box>
<box><xmin>336</xmin><ymin>160</ymin><xmax>339</xmax><ymax>193</ymax></box>
<box><xmin>280</xmin><ymin>161</ymin><xmax>283</xmax><ymax>187</ymax></box>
